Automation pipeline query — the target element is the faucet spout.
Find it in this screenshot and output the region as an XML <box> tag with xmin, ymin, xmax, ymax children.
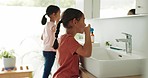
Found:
<box><xmin>116</xmin><ymin>39</ymin><xmax>129</xmax><ymax>42</ymax></box>
<box><xmin>116</xmin><ymin>33</ymin><xmax>132</xmax><ymax>54</ymax></box>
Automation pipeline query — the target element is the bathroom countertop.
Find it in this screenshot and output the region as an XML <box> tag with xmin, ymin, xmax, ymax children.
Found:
<box><xmin>79</xmin><ymin>66</ymin><xmax>96</xmax><ymax>78</ymax></box>
<box><xmin>79</xmin><ymin>67</ymin><xmax>142</xmax><ymax>78</ymax></box>
<box><xmin>118</xmin><ymin>75</ymin><xmax>142</xmax><ymax>78</ymax></box>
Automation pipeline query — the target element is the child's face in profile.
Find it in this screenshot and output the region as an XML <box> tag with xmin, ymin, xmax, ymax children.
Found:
<box><xmin>76</xmin><ymin>15</ymin><xmax>86</xmax><ymax>33</ymax></box>
<box><xmin>55</xmin><ymin>10</ymin><xmax>61</xmax><ymax>22</ymax></box>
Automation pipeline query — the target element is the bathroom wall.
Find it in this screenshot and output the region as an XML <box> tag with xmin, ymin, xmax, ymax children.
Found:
<box><xmin>86</xmin><ymin>15</ymin><xmax>148</xmax><ymax>78</ymax></box>
<box><xmin>86</xmin><ymin>15</ymin><xmax>148</xmax><ymax>56</ymax></box>
<box><xmin>143</xmin><ymin>15</ymin><xmax>148</xmax><ymax>78</ymax></box>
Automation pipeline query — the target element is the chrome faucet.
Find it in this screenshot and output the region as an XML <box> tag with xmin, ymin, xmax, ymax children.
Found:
<box><xmin>116</xmin><ymin>33</ymin><xmax>132</xmax><ymax>53</ymax></box>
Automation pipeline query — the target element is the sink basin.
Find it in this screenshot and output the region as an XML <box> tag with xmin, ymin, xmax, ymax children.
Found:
<box><xmin>82</xmin><ymin>47</ymin><xmax>146</xmax><ymax>78</ymax></box>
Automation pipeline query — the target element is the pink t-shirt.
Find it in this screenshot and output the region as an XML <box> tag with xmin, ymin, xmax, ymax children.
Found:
<box><xmin>42</xmin><ymin>22</ymin><xmax>56</xmax><ymax>51</ymax></box>
<box><xmin>53</xmin><ymin>34</ymin><xmax>81</xmax><ymax>78</ymax></box>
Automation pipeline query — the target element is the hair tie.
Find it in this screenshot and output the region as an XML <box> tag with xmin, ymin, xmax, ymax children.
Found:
<box><xmin>43</xmin><ymin>14</ymin><xmax>47</xmax><ymax>18</ymax></box>
<box><xmin>59</xmin><ymin>20</ymin><xmax>62</xmax><ymax>23</ymax></box>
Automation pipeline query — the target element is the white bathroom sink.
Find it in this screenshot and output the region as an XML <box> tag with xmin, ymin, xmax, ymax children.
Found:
<box><xmin>82</xmin><ymin>47</ymin><xmax>146</xmax><ymax>78</ymax></box>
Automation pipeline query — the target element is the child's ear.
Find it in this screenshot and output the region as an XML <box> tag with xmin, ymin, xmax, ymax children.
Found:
<box><xmin>73</xmin><ymin>18</ymin><xmax>78</xmax><ymax>24</ymax></box>
<box><xmin>52</xmin><ymin>13</ymin><xmax>56</xmax><ymax>17</ymax></box>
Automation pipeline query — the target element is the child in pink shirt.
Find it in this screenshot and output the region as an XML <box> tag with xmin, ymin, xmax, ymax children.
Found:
<box><xmin>41</xmin><ymin>5</ymin><xmax>60</xmax><ymax>78</ymax></box>
<box><xmin>53</xmin><ymin>8</ymin><xmax>92</xmax><ymax>78</ymax></box>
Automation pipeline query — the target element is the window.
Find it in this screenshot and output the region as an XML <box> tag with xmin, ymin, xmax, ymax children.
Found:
<box><xmin>0</xmin><ymin>0</ymin><xmax>75</xmax><ymax>49</ymax></box>
<box><xmin>0</xmin><ymin>0</ymin><xmax>76</xmax><ymax>77</ymax></box>
<box><xmin>0</xmin><ymin>0</ymin><xmax>75</xmax><ymax>7</ymax></box>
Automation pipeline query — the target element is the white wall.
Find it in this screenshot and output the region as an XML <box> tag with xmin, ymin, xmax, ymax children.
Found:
<box><xmin>76</xmin><ymin>0</ymin><xmax>100</xmax><ymax>19</ymax></box>
<box><xmin>143</xmin><ymin>15</ymin><xmax>148</xmax><ymax>78</ymax></box>
<box><xmin>76</xmin><ymin>0</ymin><xmax>93</xmax><ymax>19</ymax></box>
<box><xmin>86</xmin><ymin>15</ymin><xmax>148</xmax><ymax>77</ymax></box>
<box><xmin>136</xmin><ymin>0</ymin><xmax>148</xmax><ymax>14</ymax></box>
<box><xmin>87</xmin><ymin>15</ymin><xmax>148</xmax><ymax>55</ymax></box>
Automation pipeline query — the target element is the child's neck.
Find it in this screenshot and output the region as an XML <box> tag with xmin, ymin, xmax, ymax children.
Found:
<box><xmin>66</xmin><ymin>29</ymin><xmax>76</xmax><ymax>36</ymax></box>
<box><xmin>50</xmin><ymin>19</ymin><xmax>55</xmax><ymax>23</ymax></box>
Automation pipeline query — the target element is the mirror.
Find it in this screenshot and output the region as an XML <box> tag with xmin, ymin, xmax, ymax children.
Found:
<box><xmin>99</xmin><ymin>0</ymin><xmax>136</xmax><ymax>18</ymax></box>
<box><xmin>76</xmin><ymin>0</ymin><xmax>147</xmax><ymax>19</ymax></box>
<box><xmin>100</xmin><ymin>0</ymin><xmax>148</xmax><ymax>18</ymax></box>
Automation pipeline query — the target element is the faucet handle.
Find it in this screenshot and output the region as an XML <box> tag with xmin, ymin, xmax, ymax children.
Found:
<box><xmin>122</xmin><ymin>32</ymin><xmax>132</xmax><ymax>38</ymax></box>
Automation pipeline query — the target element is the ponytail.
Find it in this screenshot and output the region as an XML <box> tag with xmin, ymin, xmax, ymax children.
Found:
<box><xmin>53</xmin><ymin>20</ymin><xmax>62</xmax><ymax>49</ymax></box>
<box><xmin>41</xmin><ymin>5</ymin><xmax>60</xmax><ymax>25</ymax></box>
<box><xmin>41</xmin><ymin>14</ymin><xmax>47</xmax><ymax>25</ymax></box>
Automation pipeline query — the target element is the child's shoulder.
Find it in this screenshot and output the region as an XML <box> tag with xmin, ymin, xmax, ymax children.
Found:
<box><xmin>62</xmin><ymin>34</ymin><xmax>73</xmax><ymax>38</ymax></box>
<box><xmin>47</xmin><ymin>22</ymin><xmax>55</xmax><ymax>26</ymax></box>
<box><xmin>60</xmin><ymin>34</ymin><xmax>72</xmax><ymax>40</ymax></box>
<box><xmin>60</xmin><ymin>34</ymin><xmax>76</xmax><ymax>43</ymax></box>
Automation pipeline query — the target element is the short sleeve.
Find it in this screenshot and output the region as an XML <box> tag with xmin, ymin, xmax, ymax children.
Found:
<box><xmin>67</xmin><ymin>37</ymin><xmax>81</xmax><ymax>55</ymax></box>
<box><xmin>51</xmin><ymin>25</ymin><xmax>56</xmax><ymax>32</ymax></box>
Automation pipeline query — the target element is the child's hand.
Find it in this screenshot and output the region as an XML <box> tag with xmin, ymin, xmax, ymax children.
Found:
<box><xmin>84</xmin><ymin>24</ymin><xmax>91</xmax><ymax>33</ymax></box>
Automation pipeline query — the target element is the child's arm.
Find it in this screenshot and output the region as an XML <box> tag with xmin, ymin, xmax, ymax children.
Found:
<box><xmin>76</xmin><ymin>24</ymin><xmax>92</xmax><ymax>57</ymax></box>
